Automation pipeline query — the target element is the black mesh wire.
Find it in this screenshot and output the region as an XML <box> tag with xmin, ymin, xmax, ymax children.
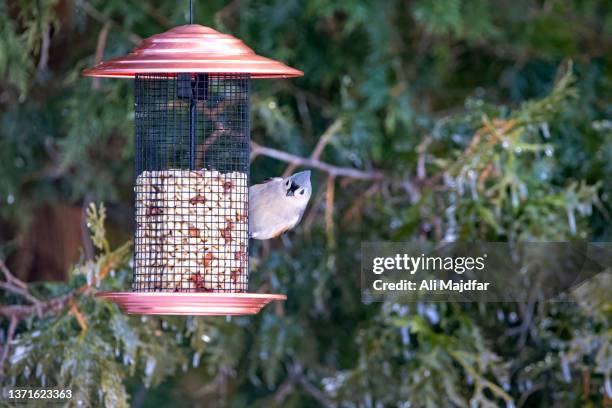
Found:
<box><xmin>133</xmin><ymin>73</ymin><xmax>250</xmax><ymax>292</ymax></box>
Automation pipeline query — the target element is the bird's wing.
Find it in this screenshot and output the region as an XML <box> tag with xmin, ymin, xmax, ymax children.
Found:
<box><xmin>250</xmin><ymin>195</ymin><xmax>301</xmax><ymax>239</ymax></box>
<box><xmin>250</xmin><ymin>179</ymin><xmax>280</xmax><ymax>238</ymax></box>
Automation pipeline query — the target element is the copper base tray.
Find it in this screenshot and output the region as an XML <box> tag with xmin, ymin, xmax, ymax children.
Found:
<box><xmin>96</xmin><ymin>292</ymin><xmax>286</xmax><ymax>315</ymax></box>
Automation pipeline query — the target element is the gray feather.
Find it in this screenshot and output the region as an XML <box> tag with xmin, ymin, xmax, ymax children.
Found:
<box><xmin>249</xmin><ymin>172</ymin><xmax>312</xmax><ymax>240</ymax></box>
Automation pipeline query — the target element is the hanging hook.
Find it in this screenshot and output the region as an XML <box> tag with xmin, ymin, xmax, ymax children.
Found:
<box><xmin>189</xmin><ymin>0</ymin><xmax>193</xmax><ymax>24</ymax></box>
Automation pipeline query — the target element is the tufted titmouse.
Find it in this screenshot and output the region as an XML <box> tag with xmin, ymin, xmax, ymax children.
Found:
<box><xmin>249</xmin><ymin>170</ymin><xmax>312</xmax><ymax>239</ymax></box>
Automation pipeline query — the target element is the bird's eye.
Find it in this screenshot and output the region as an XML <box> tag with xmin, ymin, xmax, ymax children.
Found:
<box><xmin>285</xmin><ymin>180</ymin><xmax>291</xmax><ymax>187</ymax></box>
<box><xmin>299</xmin><ymin>190</ymin><xmax>304</xmax><ymax>195</ymax></box>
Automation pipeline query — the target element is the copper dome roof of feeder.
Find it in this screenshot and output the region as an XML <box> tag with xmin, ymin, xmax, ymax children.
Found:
<box><xmin>83</xmin><ymin>24</ymin><xmax>303</xmax><ymax>78</ymax></box>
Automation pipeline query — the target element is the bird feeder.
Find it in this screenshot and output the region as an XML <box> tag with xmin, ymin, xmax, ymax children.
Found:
<box><xmin>85</xmin><ymin>24</ymin><xmax>302</xmax><ymax>315</ymax></box>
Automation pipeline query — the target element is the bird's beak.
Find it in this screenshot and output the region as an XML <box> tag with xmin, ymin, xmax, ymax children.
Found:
<box><xmin>291</xmin><ymin>170</ymin><xmax>311</xmax><ymax>188</ymax></box>
<box><xmin>286</xmin><ymin>182</ymin><xmax>299</xmax><ymax>196</ymax></box>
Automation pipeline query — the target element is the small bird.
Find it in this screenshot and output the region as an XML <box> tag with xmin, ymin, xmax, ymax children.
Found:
<box><xmin>249</xmin><ymin>170</ymin><xmax>312</xmax><ymax>239</ymax></box>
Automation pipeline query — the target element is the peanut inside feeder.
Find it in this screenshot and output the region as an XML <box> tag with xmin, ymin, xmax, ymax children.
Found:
<box><xmin>134</xmin><ymin>169</ymin><xmax>248</xmax><ymax>292</ymax></box>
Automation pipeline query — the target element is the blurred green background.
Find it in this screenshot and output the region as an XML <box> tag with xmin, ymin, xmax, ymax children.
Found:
<box><xmin>0</xmin><ymin>0</ymin><xmax>611</xmax><ymax>407</ymax></box>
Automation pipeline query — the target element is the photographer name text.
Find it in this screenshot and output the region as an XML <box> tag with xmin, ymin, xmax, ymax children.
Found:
<box><xmin>372</xmin><ymin>279</ymin><xmax>490</xmax><ymax>292</ymax></box>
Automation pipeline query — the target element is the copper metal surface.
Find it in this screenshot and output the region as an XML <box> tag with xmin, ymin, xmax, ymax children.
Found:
<box><xmin>96</xmin><ymin>292</ymin><xmax>286</xmax><ymax>315</ymax></box>
<box><xmin>83</xmin><ymin>25</ymin><xmax>302</xmax><ymax>78</ymax></box>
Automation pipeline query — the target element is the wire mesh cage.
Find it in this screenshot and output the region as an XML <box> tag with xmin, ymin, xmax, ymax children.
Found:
<box><xmin>133</xmin><ymin>73</ymin><xmax>250</xmax><ymax>293</ymax></box>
